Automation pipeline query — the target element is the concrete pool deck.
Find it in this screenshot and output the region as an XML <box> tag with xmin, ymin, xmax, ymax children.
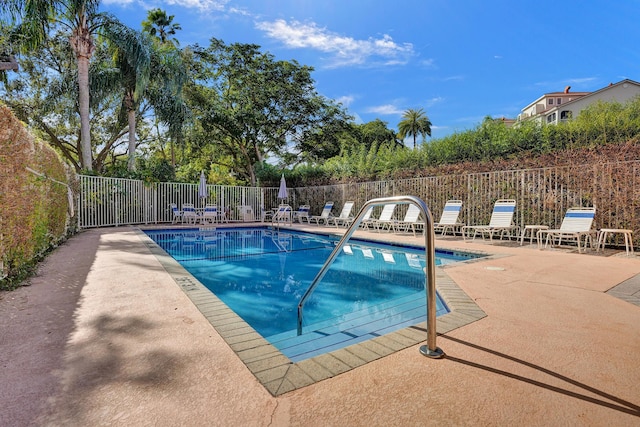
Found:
<box><xmin>2</xmin><ymin>224</ymin><xmax>640</xmax><ymax>426</ymax></box>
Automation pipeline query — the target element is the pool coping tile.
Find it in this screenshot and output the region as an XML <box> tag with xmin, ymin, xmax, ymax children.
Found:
<box><xmin>135</xmin><ymin>227</ymin><xmax>492</xmax><ymax>397</ymax></box>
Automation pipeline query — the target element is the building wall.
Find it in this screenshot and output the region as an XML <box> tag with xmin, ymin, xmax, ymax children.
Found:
<box><xmin>551</xmin><ymin>82</ymin><xmax>640</xmax><ymax>124</ymax></box>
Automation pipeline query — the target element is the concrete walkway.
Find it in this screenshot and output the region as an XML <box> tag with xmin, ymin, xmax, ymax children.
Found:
<box><xmin>1</xmin><ymin>226</ymin><xmax>640</xmax><ymax>426</ymax></box>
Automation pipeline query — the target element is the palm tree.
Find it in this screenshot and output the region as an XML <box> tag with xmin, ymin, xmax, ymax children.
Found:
<box><xmin>3</xmin><ymin>0</ymin><xmax>139</xmax><ymax>171</ymax></box>
<box><xmin>142</xmin><ymin>8</ymin><xmax>181</xmax><ymax>46</ymax></box>
<box><xmin>142</xmin><ymin>8</ymin><xmax>186</xmax><ymax>168</ymax></box>
<box><xmin>109</xmin><ymin>31</ymin><xmax>151</xmax><ymax>171</ymax></box>
<box><xmin>398</xmin><ymin>108</ymin><xmax>432</xmax><ymax>149</ymax></box>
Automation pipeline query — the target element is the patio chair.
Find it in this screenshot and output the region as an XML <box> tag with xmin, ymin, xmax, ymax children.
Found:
<box><xmin>292</xmin><ymin>205</ymin><xmax>311</xmax><ymax>223</ymax></box>
<box><xmin>201</xmin><ymin>204</ymin><xmax>218</xmax><ymax>224</ymax></box>
<box><xmin>309</xmin><ymin>202</ymin><xmax>334</xmax><ymax>225</ymax></box>
<box><xmin>182</xmin><ymin>203</ymin><xmax>198</xmax><ymax>224</ymax></box>
<box><xmin>170</xmin><ymin>203</ymin><xmax>183</xmax><ymax>224</ymax></box>
<box><xmin>538</xmin><ymin>207</ymin><xmax>596</xmax><ymax>253</ymax></box>
<box><xmin>271</xmin><ymin>204</ymin><xmax>292</xmax><ymax>225</ymax></box>
<box><xmin>359</xmin><ymin>207</ymin><xmax>375</xmax><ymax>230</ymax></box>
<box><xmin>434</xmin><ymin>200</ymin><xmax>464</xmax><ymax>236</ymax></box>
<box><xmin>372</xmin><ymin>203</ymin><xmax>398</xmax><ymax>232</ymax></box>
<box><xmin>462</xmin><ymin>199</ymin><xmax>517</xmax><ymax>242</ymax></box>
<box><xmin>261</xmin><ymin>207</ymin><xmax>274</xmax><ymax>222</ymax></box>
<box><xmin>327</xmin><ymin>201</ymin><xmax>355</xmax><ymax>228</ymax></box>
<box><xmin>238</xmin><ymin>205</ymin><xmax>255</xmax><ymax>222</ymax></box>
<box><xmin>394</xmin><ymin>204</ymin><xmax>423</xmax><ymax>236</ymax></box>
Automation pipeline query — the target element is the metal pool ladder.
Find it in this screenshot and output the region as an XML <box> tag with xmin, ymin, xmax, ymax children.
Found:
<box><xmin>296</xmin><ymin>196</ymin><xmax>445</xmax><ymax>359</ymax></box>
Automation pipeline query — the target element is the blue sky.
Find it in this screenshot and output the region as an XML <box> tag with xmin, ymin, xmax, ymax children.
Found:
<box><xmin>102</xmin><ymin>0</ymin><xmax>640</xmax><ymax>140</ymax></box>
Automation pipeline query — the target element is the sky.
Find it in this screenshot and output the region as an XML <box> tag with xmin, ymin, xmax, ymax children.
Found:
<box><xmin>101</xmin><ymin>0</ymin><xmax>640</xmax><ymax>140</ymax></box>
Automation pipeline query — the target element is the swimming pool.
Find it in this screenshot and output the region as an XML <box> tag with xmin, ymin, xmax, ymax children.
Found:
<box><xmin>145</xmin><ymin>227</ymin><xmax>479</xmax><ymax>361</ymax></box>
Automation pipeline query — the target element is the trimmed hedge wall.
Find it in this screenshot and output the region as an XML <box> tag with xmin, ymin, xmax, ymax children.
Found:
<box><xmin>0</xmin><ymin>104</ymin><xmax>77</xmax><ymax>290</ymax></box>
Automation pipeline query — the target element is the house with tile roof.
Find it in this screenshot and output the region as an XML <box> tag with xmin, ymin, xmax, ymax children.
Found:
<box><xmin>517</xmin><ymin>79</ymin><xmax>640</xmax><ymax>125</ymax></box>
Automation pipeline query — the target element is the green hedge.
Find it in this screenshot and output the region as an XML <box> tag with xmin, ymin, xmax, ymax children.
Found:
<box><xmin>0</xmin><ymin>105</ymin><xmax>76</xmax><ymax>290</ymax></box>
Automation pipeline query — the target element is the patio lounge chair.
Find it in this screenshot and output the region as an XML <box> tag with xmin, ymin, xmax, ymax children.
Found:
<box><xmin>395</xmin><ymin>204</ymin><xmax>423</xmax><ymax>236</ymax></box>
<box><xmin>170</xmin><ymin>203</ymin><xmax>183</xmax><ymax>224</ymax></box>
<box><xmin>292</xmin><ymin>205</ymin><xmax>311</xmax><ymax>223</ymax></box>
<box><xmin>261</xmin><ymin>207</ymin><xmax>274</xmax><ymax>222</ymax></box>
<box><xmin>309</xmin><ymin>202</ymin><xmax>334</xmax><ymax>225</ymax></box>
<box><xmin>359</xmin><ymin>207</ymin><xmax>375</xmax><ymax>230</ymax></box>
<box><xmin>538</xmin><ymin>207</ymin><xmax>596</xmax><ymax>253</ymax></box>
<box><xmin>182</xmin><ymin>203</ymin><xmax>198</xmax><ymax>224</ymax></box>
<box><xmin>271</xmin><ymin>204</ymin><xmax>292</xmax><ymax>225</ymax></box>
<box><xmin>238</xmin><ymin>205</ymin><xmax>255</xmax><ymax>222</ymax></box>
<box><xmin>372</xmin><ymin>203</ymin><xmax>397</xmax><ymax>232</ymax></box>
<box><xmin>327</xmin><ymin>201</ymin><xmax>355</xmax><ymax>228</ymax></box>
<box><xmin>462</xmin><ymin>199</ymin><xmax>517</xmax><ymax>242</ymax></box>
<box><xmin>201</xmin><ymin>204</ymin><xmax>218</xmax><ymax>224</ymax></box>
<box><xmin>434</xmin><ymin>200</ymin><xmax>464</xmax><ymax>235</ymax></box>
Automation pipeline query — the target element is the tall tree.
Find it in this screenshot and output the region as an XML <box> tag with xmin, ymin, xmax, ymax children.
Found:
<box><xmin>398</xmin><ymin>108</ymin><xmax>432</xmax><ymax>149</ymax></box>
<box><xmin>188</xmin><ymin>39</ymin><xmax>349</xmax><ymax>185</ymax></box>
<box><xmin>2</xmin><ymin>0</ymin><xmax>140</xmax><ymax>171</ymax></box>
<box><xmin>142</xmin><ymin>8</ymin><xmax>186</xmax><ymax>168</ymax></box>
<box><xmin>109</xmin><ymin>31</ymin><xmax>151</xmax><ymax>171</ymax></box>
<box><xmin>1</xmin><ymin>35</ymin><xmax>135</xmax><ymax>172</ymax></box>
<box><xmin>142</xmin><ymin>8</ymin><xmax>181</xmax><ymax>46</ymax></box>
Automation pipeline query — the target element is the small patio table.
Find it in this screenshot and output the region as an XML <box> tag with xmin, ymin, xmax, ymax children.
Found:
<box><xmin>596</xmin><ymin>228</ymin><xmax>634</xmax><ymax>256</ymax></box>
<box><xmin>520</xmin><ymin>224</ymin><xmax>549</xmax><ymax>247</ymax></box>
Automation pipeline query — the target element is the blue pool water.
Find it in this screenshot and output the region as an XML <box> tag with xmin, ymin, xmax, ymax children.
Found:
<box><xmin>145</xmin><ymin>227</ymin><xmax>478</xmax><ymax>361</ymax></box>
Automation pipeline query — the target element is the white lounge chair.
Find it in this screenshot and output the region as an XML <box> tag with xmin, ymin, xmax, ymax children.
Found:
<box><xmin>394</xmin><ymin>204</ymin><xmax>423</xmax><ymax>236</ymax></box>
<box><xmin>373</xmin><ymin>204</ymin><xmax>397</xmax><ymax>232</ymax></box>
<box><xmin>271</xmin><ymin>204</ymin><xmax>292</xmax><ymax>225</ymax></box>
<box><xmin>201</xmin><ymin>204</ymin><xmax>218</xmax><ymax>224</ymax></box>
<box><xmin>182</xmin><ymin>203</ymin><xmax>198</xmax><ymax>224</ymax></box>
<box><xmin>538</xmin><ymin>207</ymin><xmax>596</xmax><ymax>253</ymax></box>
<box><xmin>327</xmin><ymin>201</ymin><xmax>355</xmax><ymax>227</ymax></box>
<box><xmin>170</xmin><ymin>203</ymin><xmax>182</xmax><ymax>224</ymax></box>
<box><xmin>434</xmin><ymin>200</ymin><xmax>464</xmax><ymax>235</ymax></box>
<box><xmin>309</xmin><ymin>202</ymin><xmax>334</xmax><ymax>225</ymax></box>
<box><xmin>238</xmin><ymin>205</ymin><xmax>255</xmax><ymax>222</ymax></box>
<box><xmin>462</xmin><ymin>199</ymin><xmax>517</xmax><ymax>242</ymax></box>
<box><xmin>292</xmin><ymin>205</ymin><xmax>311</xmax><ymax>223</ymax></box>
<box><xmin>359</xmin><ymin>207</ymin><xmax>375</xmax><ymax>230</ymax></box>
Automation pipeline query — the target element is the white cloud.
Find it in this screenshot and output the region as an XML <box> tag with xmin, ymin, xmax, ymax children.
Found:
<box><xmin>442</xmin><ymin>75</ymin><xmax>464</xmax><ymax>82</ymax></box>
<box><xmin>366</xmin><ymin>104</ymin><xmax>404</xmax><ymax>115</ymax></box>
<box><xmin>164</xmin><ymin>0</ymin><xmax>228</xmax><ymax>11</ymax></box>
<box><xmin>421</xmin><ymin>58</ymin><xmax>436</xmax><ymax>69</ymax></box>
<box><xmin>103</xmin><ymin>0</ymin><xmax>228</xmax><ymax>11</ymax></box>
<box><xmin>425</xmin><ymin>96</ymin><xmax>444</xmax><ymax>108</ymax></box>
<box><xmin>102</xmin><ymin>0</ymin><xmax>135</xmax><ymax>4</ymax></box>
<box><xmin>335</xmin><ymin>95</ymin><xmax>355</xmax><ymax>107</ymax></box>
<box><xmin>255</xmin><ymin>19</ymin><xmax>414</xmax><ymax>68</ymax></box>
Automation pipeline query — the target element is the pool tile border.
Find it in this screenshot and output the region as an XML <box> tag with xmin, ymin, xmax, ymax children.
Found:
<box><xmin>136</xmin><ymin>227</ymin><xmax>495</xmax><ymax>396</ymax></box>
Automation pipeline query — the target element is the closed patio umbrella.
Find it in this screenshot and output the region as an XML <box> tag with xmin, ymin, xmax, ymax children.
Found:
<box><xmin>278</xmin><ymin>174</ymin><xmax>288</xmax><ymax>201</ymax></box>
<box><xmin>198</xmin><ymin>171</ymin><xmax>208</xmax><ymax>207</ymax></box>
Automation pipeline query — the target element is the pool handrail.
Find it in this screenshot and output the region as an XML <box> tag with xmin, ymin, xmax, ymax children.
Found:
<box><xmin>296</xmin><ymin>195</ymin><xmax>445</xmax><ymax>359</ymax></box>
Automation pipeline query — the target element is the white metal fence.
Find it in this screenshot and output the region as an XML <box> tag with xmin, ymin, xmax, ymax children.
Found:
<box><xmin>77</xmin><ymin>161</ymin><xmax>640</xmax><ymax>246</ymax></box>
<box><xmin>78</xmin><ymin>176</ymin><xmax>285</xmax><ymax>227</ymax></box>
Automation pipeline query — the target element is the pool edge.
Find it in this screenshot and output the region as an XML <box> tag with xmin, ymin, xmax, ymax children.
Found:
<box><xmin>135</xmin><ymin>227</ymin><xmax>493</xmax><ymax>397</ymax></box>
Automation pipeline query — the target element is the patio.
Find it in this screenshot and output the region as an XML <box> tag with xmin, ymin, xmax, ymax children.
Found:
<box><xmin>1</xmin><ymin>224</ymin><xmax>639</xmax><ymax>426</ymax></box>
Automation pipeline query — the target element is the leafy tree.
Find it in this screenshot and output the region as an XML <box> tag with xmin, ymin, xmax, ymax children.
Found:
<box><xmin>141</xmin><ymin>9</ymin><xmax>187</xmax><ymax>169</ymax></box>
<box><xmin>0</xmin><ymin>33</ymin><xmax>133</xmax><ymax>172</ymax></box>
<box><xmin>187</xmin><ymin>39</ymin><xmax>350</xmax><ymax>185</ymax></box>
<box><xmin>357</xmin><ymin>119</ymin><xmax>403</xmax><ymax>149</ymax></box>
<box><xmin>101</xmin><ymin>31</ymin><xmax>151</xmax><ymax>171</ymax></box>
<box><xmin>398</xmin><ymin>108</ymin><xmax>432</xmax><ymax>149</ymax></box>
<box><xmin>2</xmin><ymin>0</ymin><xmax>141</xmax><ymax>171</ymax></box>
<box><xmin>142</xmin><ymin>8</ymin><xmax>181</xmax><ymax>46</ymax></box>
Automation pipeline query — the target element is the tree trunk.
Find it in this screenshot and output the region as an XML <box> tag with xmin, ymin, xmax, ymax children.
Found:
<box><xmin>126</xmin><ymin>93</ymin><xmax>137</xmax><ymax>171</ymax></box>
<box><xmin>70</xmin><ymin>23</ymin><xmax>95</xmax><ymax>171</ymax></box>
<box><xmin>77</xmin><ymin>55</ymin><xmax>92</xmax><ymax>170</ymax></box>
